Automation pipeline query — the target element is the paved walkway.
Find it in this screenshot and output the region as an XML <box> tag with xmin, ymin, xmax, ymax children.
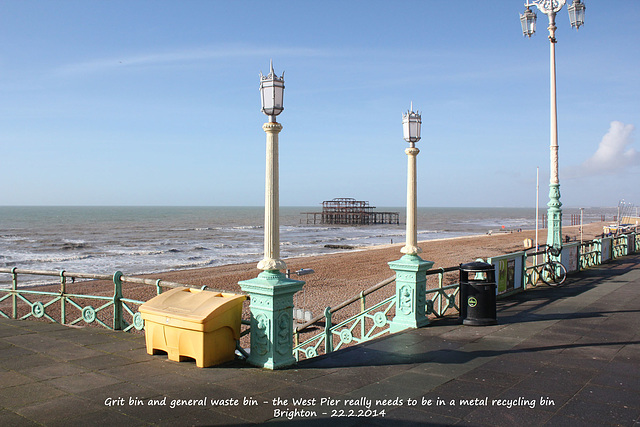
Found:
<box><xmin>1</xmin><ymin>254</ymin><xmax>639</xmax><ymax>426</ymax></box>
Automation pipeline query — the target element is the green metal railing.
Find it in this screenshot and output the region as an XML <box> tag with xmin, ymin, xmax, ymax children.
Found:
<box><xmin>294</xmin><ymin>294</ymin><xmax>397</xmax><ymax>360</ymax></box>
<box><xmin>0</xmin><ymin>268</ymin><xmax>250</xmax><ymax>335</ymax></box>
<box><xmin>0</xmin><ymin>269</ymin><xmax>147</xmax><ymax>331</ymax></box>
<box><xmin>579</xmin><ymin>241</ymin><xmax>600</xmax><ymax>269</ymax></box>
<box><xmin>523</xmin><ymin>237</ymin><xmax>611</xmax><ymax>288</ymax></box>
<box><xmin>293</xmin><ymin>232</ymin><xmax>639</xmax><ymax>362</ymax></box>
<box><xmin>293</xmin><ymin>266</ymin><xmax>461</xmax><ymax>361</ymax></box>
<box><xmin>3</xmin><ymin>231</ymin><xmax>638</xmax><ymax>365</ymax></box>
<box><xmin>425</xmin><ymin>266</ymin><xmax>460</xmax><ymax>317</ymax></box>
<box><xmin>293</xmin><ymin>275</ymin><xmax>395</xmax><ymax>360</ymax></box>
<box><xmin>523</xmin><ymin>252</ymin><xmax>542</xmax><ymax>289</ymax></box>
<box><xmin>612</xmin><ymin>236</ymin><xmax>628</xmax><ymax>258</ymax></box>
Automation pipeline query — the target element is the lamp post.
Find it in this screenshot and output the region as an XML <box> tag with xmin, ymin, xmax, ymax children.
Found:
<box><xmin>520</xmin><ymin>0</ymin><xmax>585</xmax><ymax>257</ymax></box>
<box><xmin>388</xmin><ymin>103</ymin><xmax>434</xmax><ymax>333</ymax></box>
<box><xmin>257</xmin><ymin>60</ymin><xmax>286</xmax><ymax>272</ymax></box>
<box><xmin>401</xmin><ymin>103</ymin><xmax>422</xmax><ymax>256</ymax></box>
<box><xmin>238</xmin><ymin>61</ymin><xmax>304</xmax><ymax>370</ymax></box>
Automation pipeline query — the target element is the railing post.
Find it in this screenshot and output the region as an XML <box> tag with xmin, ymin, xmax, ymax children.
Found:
<box><xmin>324</xmin><ymin>307</ymin><xmax>333</xmax><ymax>354</ymax></box>
<box><xmin>624</xmin><ymin>235</ymin><xmax>630</xmax><ymax>256</ymax></box>
<box><xmin>359</xmin><ymin>291</ymin><xmax>365</xmax><ymax>339</ymax></box>
<box><xmin>155</xmin><ymin>279</ymin><xmax>162</xmax><ymax>295</ymax></box>
<box><xmin>60</xmin><ymin>270</ymin><xmax>66</xmax><ymax>325</ymax></box>
<box><xmin>11</xmin><ymin>267</ymin><xmax>17</xmax><ymax>320</ymax></box>
<box><xmin>437</xmin><ymin>269</ymin><xmax>445</xmax><ymax>314</ymax></box>
<box><xmin>113</xmin><ymin>271</ymin><xmax>124</xmax><ymax>330</ymax></box>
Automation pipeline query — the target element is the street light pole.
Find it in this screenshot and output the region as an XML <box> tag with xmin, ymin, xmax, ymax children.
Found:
<box><xmin>520</xmin><ymin>0</ymin><xmax>586</xmax><ymax>257</ymax></box>
<box><xmin>257</xmin><ymin>60</ymin><xmax>286</xmax><ymax>272</ymax></box>
<box><xmin>547</xmin><ymin>7</ymin><xmax>562</xmax><ymax>255</ymax></box>
<box><xmin>239</xmin><ymin>61</ymin><xmax>304</xmax><ymax>370</ymax></box>
<box><xmin>388</xmin><ymin>103</ymin><xmax>433</xmax><ymax>333</ymax></box>
<box><xmin>257</xmin><ymin>120</ymin><xmax>286</xmax><ymax>272</ymax></box>
<box><xmin>401</xmin><ymin>103</ymin><xmax>422</xmax><ymax>256</ymax></box>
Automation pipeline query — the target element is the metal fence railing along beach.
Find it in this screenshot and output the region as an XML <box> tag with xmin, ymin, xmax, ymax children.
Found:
<box><xmin>1</xmin><ymin>230</ymin><xmax>638</xmax><ymax>363</ymax></box>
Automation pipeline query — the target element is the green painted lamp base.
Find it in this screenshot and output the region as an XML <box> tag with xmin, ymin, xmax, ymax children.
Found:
<box><xmin>388</xmin><ymin>254</ymin><xmax>434</xmax><ymax>333</ymax></box>
<box><xmin>239</xmin><ymin>270</ymin><xmax>304</xmax><ymax>370</ymax></box>
<box><xmin>547</xmin><ymin>183</ymin><xmax>563</xmax><ymax>258</ymax></box>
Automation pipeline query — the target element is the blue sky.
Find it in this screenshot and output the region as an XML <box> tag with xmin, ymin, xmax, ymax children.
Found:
<box><xmin>1</xmin><ymin>0</ymin><xmax>638</xmax><ymax>208</ymax></box>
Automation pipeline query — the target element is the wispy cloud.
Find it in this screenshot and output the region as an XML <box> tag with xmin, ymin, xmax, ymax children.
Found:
<box><xmin>566</xmin><ymin>121</ymin><xmax>639</xmax><ymax>179</ymax></box>
<box><xmin>54</xmin><ymin>45</ymin><xmax>330</xmax><ymax>76</ymax></box>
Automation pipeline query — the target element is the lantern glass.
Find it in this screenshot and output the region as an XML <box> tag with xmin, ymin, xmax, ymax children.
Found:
<box><xmin>402</xmin><ymin>109</ymin><xmax>421</xmax><ymax>143</ymax></box>
<box><xmin>568</xmin><ymin>0</ymin><xmax>585</xmax><ymax>29</ymax></box>
<box><xmin>259</xmin><ymin>62</ymin><xmax>285</xmax><ymax>118</ymax></box>
<box><xmin>520</xmin><ymin>7</ymin><xmax>537</xmax><ymax>37</ymax></box>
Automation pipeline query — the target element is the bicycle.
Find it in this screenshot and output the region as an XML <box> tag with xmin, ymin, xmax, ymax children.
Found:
<box><xmin>527</xmin><ymin>246</ymin><xmax>567</xmax><ymax>287</ymax></box>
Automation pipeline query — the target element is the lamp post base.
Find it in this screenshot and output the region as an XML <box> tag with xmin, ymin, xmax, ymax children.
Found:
<box><xmin>547</xmin><ymin>183</ymin><xmax>563</xmax><ymax>258</ymax></box>
<box><xmin>239</xmin><ymin>270</ymin><xmax>304</xmax><ymax>369</ymax></box>
<box><xmin>388</xmin><ymin>254</ymin><xmax>434</xmax><ymax>333</ymax></box>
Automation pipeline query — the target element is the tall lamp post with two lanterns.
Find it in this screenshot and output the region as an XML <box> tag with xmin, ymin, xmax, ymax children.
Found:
<box><xmin>239</xmin><ymin>61</ymin><xmax>304</xmax><ymax>370</ymax></box>
<box><xmin>519</xmin><ymin>0</ymin><xmax>586</xmax><ymax>257</ymax></box>
<box><xmin>388</xmin><ymin>104</ymin><xmax>434</xmax><ymax>333</ymax></box>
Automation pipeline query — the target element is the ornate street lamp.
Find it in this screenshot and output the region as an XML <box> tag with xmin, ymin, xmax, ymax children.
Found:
<box><xmin>238</xmin><ymin>61</ymin><xmax>304</xmax><ymax>370</ymax></box>
<box><xmin>402</xmin><ymin>103</ymin><xmax>421</xmax><ymax>144</ymax></box>
<box><xmin>520</xmin><ymin>0</ymin><xmax>586</xmax><ymax>257</ymax></box>
<box><xmin>259</xmin><ymin>60</ymin><xmax>285</xmax><ymax>123</ymax></box>
<box><xmin>257</xmin><ymin>60</ymin><xmax>286</xmax><ymax>271</ymax></box>
<box><xmin>388</xmin><ymin>103</ymin><xmax>433</xmax><ymax>333</ymax></box>
<box><xmin>567</xmin><ymin>0</ymin><xmax>586</xmax><ymax>29</ymax></box>
<box><xmin>401</xmin><ymin>103</ymin><xmax>422</xmax><ymax>256</ymax></box>
<box><xmin>520</xmin><ymin>6</ymin><xmax>537</xmax><ymax>37</ymax></box>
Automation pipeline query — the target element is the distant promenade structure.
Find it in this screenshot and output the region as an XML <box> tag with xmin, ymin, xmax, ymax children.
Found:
<box><xmin>302</xmin><ymin>198</ymin><xmax>399</xmax><ymax>225</ymax></box>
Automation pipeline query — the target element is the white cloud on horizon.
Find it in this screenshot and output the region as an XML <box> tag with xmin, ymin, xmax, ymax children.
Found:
<box><xmin>566</xmin><ymin>121</ymin><xmax>639</xmax><ymax>179</ymax></box>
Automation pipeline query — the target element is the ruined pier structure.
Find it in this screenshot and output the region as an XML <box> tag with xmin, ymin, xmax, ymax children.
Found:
<box><xmin>302</xmin><ymin>198</ymin><xmax>399</xmax><ymax>225</ymax></box>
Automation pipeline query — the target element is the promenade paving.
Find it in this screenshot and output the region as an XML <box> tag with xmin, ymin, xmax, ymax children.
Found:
<box><xmin>0</xmin><ymin>254</ymin><xmax>639</xmax><ymax>426</ymax></box>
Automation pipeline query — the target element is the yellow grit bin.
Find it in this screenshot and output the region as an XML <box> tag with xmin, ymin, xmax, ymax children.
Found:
<box><xmin>139</xmin><ymin>287</ymin><xmax>246</xmax><ymax>368</ymax></box>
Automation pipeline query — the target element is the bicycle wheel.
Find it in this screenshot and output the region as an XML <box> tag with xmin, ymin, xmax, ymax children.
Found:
<box><xmin>554</xmin><ymin>262</ymin><xmax>567</xmax><ymax>285</ymax></box>
<box><xmin>541</xmin><ymin>262</ymin><xmax>567</xmax><ymax>286</ymax></box>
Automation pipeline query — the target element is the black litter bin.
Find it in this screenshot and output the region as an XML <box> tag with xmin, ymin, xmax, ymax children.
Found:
<box><xmin>459</xmin><ymin>261</ymin><xmax>497</xmax><ymax>326</ymax></box>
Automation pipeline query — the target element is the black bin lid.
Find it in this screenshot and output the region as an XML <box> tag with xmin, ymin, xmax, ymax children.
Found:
<box><xmin>460</xmin><ymin>261</ymin><xmax>493</xmax><ymax>271</ymax></box>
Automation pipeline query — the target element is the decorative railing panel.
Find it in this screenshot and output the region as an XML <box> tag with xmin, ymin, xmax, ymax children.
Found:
<box><xmin>294</xmin><ymin>266</ymin><xmax>461</xmax><ymax>361</ymax></box>
<box><xmin>328</xmin><ymin>296</ymin><xmax>396</xmax><ymax>353</ymax></box>
<box><xmin>0</xmin><ymin>268</ymin><xmax>248</xmax><ymax>335</ymax></box>
<box><xmin>612</xmin><ymin>236</ymin><xmax>628</xmax><ymax>258</ymax></box>
<box><xmin>425</xmin><ymin>267</ymin><xmax>460</xmax><ymax>317</ymax></box>
<box><xmin>294</xmin><ymin>292</ymin><xmax>397</xmax><ymax>361</ymax></box>
<box><xmin>579</xmin><ymin>242</ymin><xmax>599</xmax><ymax>269</ymax></box>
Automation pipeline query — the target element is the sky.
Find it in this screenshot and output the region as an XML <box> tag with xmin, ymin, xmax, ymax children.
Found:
<box><xmin>0</xmin><ymin>0</ymin><xmax>638</xmax><ymax>208</ymax></box>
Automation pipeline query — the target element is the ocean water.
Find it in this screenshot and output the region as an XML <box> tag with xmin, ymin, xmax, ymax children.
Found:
<box><xmin>0</xmin><ymin>206</ymin><xmax>616</xmax><ymax>287</ymax></box>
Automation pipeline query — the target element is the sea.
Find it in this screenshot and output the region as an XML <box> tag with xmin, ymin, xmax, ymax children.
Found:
<box><xmin>0</xmin><ymin>206</ymin><xmax>617</xmax><ymax>287</ymax></box>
